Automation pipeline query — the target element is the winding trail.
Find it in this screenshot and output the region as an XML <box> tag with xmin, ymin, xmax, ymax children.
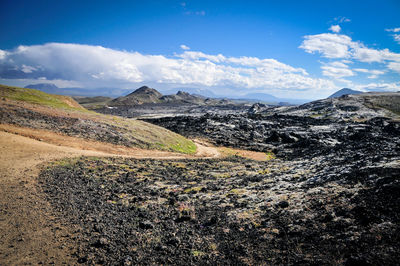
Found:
<box><xmin>0</xmin><ymin>125</ymin><xmax>266</xmax><ymax>264</ymax></box>
<box><xmin>0</xmin><ymin>127</ymin><xmax>222</xmax><ymax>265</ymax></box>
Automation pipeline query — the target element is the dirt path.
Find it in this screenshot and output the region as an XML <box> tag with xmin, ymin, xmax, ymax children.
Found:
<box><xmin>0</xmin><ymin>124</ymin><xmax>200</xmax><ymax>159</ymax></box>
<box><xmin>0</xmin><ymin>131</ymin><xmax>111</xmax><ymax>265</ymax></box>
<box><xmin>0</xmin><ymin>128</ymin><xmax>221</xmax><ymax>265</ymax></box>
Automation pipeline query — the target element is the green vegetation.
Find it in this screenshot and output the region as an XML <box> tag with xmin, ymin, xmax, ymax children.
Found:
<box><xmin>191</xmin><ymin>250</ymin><xmax>206</xmax><ymax>257</ymax></box>
<box><xmin>168</xmin><ymin>138</ymin><xmax>197</xmax><ymax>154</ymax></box>
<box><xmin>265</xmin><ymin>151</ymin><xmax>276</xmax><ymax>160</ymax></box>
<box><xmin>0</xmin><ymin>84</ymin><xmax>85</xmax><ymax>111</ymax></box>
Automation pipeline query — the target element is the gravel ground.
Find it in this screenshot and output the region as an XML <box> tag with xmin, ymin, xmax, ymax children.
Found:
<box><xmin>39</xmin><ymin>155</ymin><xmax>400</xmax><ymax>265</ymax></box>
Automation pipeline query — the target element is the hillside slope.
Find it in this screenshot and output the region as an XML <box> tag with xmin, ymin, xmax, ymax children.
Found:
<box><xmin>0</xmin><ymin>85</ymin><xmax>84</xmax><ymax>110</ymax></box>
<box><xmin>0</xmin><ymin>85</ymin><xmax>196</xmax><ymax>154</ymax></box>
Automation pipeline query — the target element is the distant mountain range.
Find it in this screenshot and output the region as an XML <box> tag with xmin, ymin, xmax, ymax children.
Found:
<box><xmin>163</xmin><ymin>88</ymin><xmax>310</xmax><ymax>105</ymax></box>
<box><xmin>24</xmin><ymin>83</ymin><xmax>373</xmax><ymax>106</ymax></box>
<box><xmin>24</xmin><ymin>83</ymin><xmax>128</xmax><ymax>97</ymax></box>
<box><xmin>328</xmin><ymin>88</ymin><xmax>363</xmax><ymax>98</ymax></box>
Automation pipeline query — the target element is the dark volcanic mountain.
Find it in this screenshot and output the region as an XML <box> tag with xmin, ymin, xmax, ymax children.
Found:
<box><xmin>109</xmin><ymin>86</ymin><xmax>222</xmax><ymax>107</ymax></box>
<box><xmin>160</xmin><ymin>91</ymin><xmax>205</xmax><ymax>104</ymax></box>
<box><xmin>328</xmin><ymin>88</ymin><xmax>363</xmax><ymax>98</ymax></box>
<box><xmin>109</xmin><ymin>86</ymin><xmax>163</xmax><ymax>106</ymax></box>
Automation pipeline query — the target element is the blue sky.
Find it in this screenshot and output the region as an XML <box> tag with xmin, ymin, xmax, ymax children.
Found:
<box><xmin>0</xmin><ymin>0</ymin><xmax>399</xmax><ymax>99</ymax></box>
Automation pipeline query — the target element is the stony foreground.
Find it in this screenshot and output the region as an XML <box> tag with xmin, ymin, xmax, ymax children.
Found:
<box><xmin>39</xmin><ymin>155</ymin><xmax>399</xmax><ymax>265</ymax></box>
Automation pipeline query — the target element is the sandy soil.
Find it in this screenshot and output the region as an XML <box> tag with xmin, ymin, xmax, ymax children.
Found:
<box><xmin>0</xmin><ymin>131</ymin><xmax>109</xmax><ymax>265</ymax></box>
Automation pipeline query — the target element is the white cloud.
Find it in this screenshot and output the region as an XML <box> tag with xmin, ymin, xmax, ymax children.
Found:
<box><xmin>386</xmin><ymin>28</ymin><xmax>400</xmax><ymax>33</ymax></box>
<box><xmin>353</xmin><ymin>82</ymin><xmax>400</xmax><ymax>92</ymax></box>
<box><xmin>341</xmin><ymin>59</ymin><xmax>353</xmax><ymax>64</ymax></box>
<box><xmin>0</xmin><ymin>50</ymin><xmax>6</xmax><ymax>60</ymax></box>
<box><xmin>184</xmin><ymin>10</ymin><xmax>205</xmax><ymax>16</ymax></box>
<box><xmin>0</xmin><ymin>43</ymin><xmax>337</xmax><ymax>96</ymax></box>
<box><xmin>385</xmin><ymin>28</ymin><xmax>400</xmax><ymax>45</ymax></box>
<box><xmin>300</xmin><ymin>32</ymin><xmax>400</xmax><ymax>77</ymax></box>
<box><xmin>300</xmin><ymin>33</ymin><xmax>352</xmax><ymax>58</ymax></box>
<box><xmin>21</xmin><ymin>64</ymin><xmax>37</xmax><ymax>73</ymax></box>
<box><xmin>329</xmin><ymin>25</ymin><xmax>341</xmax><ymax>33</ymax></box>
<box><xmin>334</xmin><ymin>16</ymin><xmax>351</xmax><ymax>23</ymax></box>
<box><xmin>321</xmin><ymin>65</ymin><xmax>354</xmax><ymax>79</ymax></box>
<box><xmin>327</xmin><ymin>61</ymin><xmax>348</xmax><ymax>68</ymax></box>
<box><xmin>180</xmin><ymin>44</ymin><xmax>190</xmax><ymax>50</ymax></box>
<box><xmin>393</xmin><ymin>34</ymin><xmax>400</xmax><ymax>44</ymax></box>
<box><xmin>300</xmin><ymin>33</ymin><xmax>400</xmax><ymax>62</ymax></box>
<box><xmin>387</xmin><ymin>62</ymin><xmax>400</xmax><ymax>73</ymax></box>
<box><xmin>320</xmin><ymin>61</ymin><xmax>354</xmax><ymax>79</ymax></box>
<box><xmin>353</xmin><ymin>68</ymin><xmax>385</xmax><ymax>79</ymax></box>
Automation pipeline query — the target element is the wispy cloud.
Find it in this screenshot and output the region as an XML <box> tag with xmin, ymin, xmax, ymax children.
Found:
<box><xmin>386</xmin><ymin>28</ymin><xmax>400</xmax><ymax>33</ymax></box>
<box><xmin>320</xmin><ymin>61</ymin><xmax>354</xmax><ymax>79</ymax></box>
<box><xmin>180</xmin><ymin>44</ymin><xmax>190</xmax><ymax>50</ymax></box>
<box><xmin>385</xmin><ymin>28</ymin><xmax>400</xmax><ymax>44</ymax></box>
<box><xmin>334</xmin><ymin>16</ymin><xmax>351</xmax><ymax>23</ymax></box>
<box><xmin>184</xmin><ymin>10</ymin><xmax>206</xmax><ymax>16</ymax></box>
<box><xmin>0</xmin><ymin>43</ymin><xmax>337</xmax><ymax>97</ymax></box>
<box><xmin>353</xmin><ymin>68</ymin><xmax>385</xmax><ymax>79</ymax></box>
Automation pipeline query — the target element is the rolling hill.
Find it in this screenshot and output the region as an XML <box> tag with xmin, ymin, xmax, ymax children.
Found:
<box><xmin>0</xmin><ymin>84</ymin><xmax>196</xmax><ymax>154</ymax></box>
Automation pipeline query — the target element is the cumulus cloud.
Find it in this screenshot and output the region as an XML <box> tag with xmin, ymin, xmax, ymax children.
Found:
<box><xmin>300</xmin><ymin>33</ymin><xmax>352</xmax><ymax>58</ymax></box>
<box><xmin>0</xmin><ymin>43</ymin><xmax>337</xmax><ymax>95</ymax></box>
<box><xmin>180</xmin><ymin>44</ymin><xmax>190</xmax><ymax>50</ymax></box>
<box><xmin>300</xmin><ymin>32</ymin><xmax>400</xmax><ymax>76</ymax></box>
<box><xmin>329</xmin><ymin>25</ymin><xmax>341</xmax><ymax>33</ymax></box>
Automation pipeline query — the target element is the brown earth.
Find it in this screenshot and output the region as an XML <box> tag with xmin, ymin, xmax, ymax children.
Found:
<box><xmin>0</xmin><ymin>125</ymin><xmax>269</xmax><ymax>265</ymax></box>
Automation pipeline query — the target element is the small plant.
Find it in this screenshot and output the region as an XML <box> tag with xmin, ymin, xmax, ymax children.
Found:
<box><xmin>258</xmin><ymin>168</ymin><xmax>270</xmax><ymax>175</ymax></box>
<box><xmin>265</xmin><ymin>151</ymin><xmax>276</xmax><ymax>160</ymax></box>
<box><xmin>191</xmin><ymin>250</ymin><xmax>205</xmax><ymax>257</ymax></box>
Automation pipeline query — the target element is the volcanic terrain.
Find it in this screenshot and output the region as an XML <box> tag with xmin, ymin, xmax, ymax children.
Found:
<box><xmin>1</xmin><ymin>85</ymin><xmax>399</xmax><ymax>265</ymax></box>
